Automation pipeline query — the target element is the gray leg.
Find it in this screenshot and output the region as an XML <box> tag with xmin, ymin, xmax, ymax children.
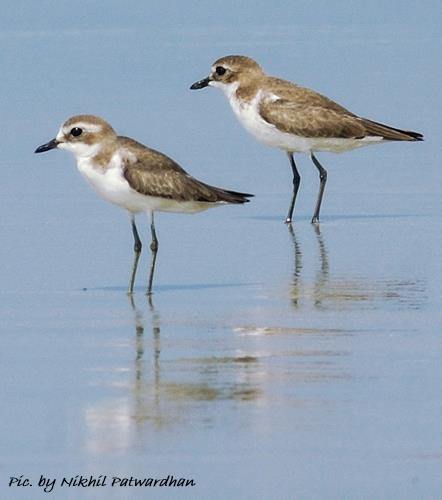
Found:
<box><xmin>311</xmin><ymin>153</ymin><xmax>328</xmax><ymax>224</ymax></box>
<box><xmin>147</xmin><ymin>211</ymin><xmax>159</xmax><ymax>295</ymax></box>
<box><xmin>128</xmin><ymin>215</ymin><xmax>142</xmax><ymax>294</ymax></box>
<box><xmin>285</xmin><ymin>153</ymin><xmax>301</xmax><ymax>224</ymax></box>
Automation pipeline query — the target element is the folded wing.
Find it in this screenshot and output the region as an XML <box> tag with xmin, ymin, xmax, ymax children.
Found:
<box><xmin>120</xmin><ymin>137</ymin><xmax>252</xmax><ymax>204</ymax></box>
<box><xmin>260</xmin><ymin>97</ymin><xmax>422</xmax><ymax>141</ymax></box>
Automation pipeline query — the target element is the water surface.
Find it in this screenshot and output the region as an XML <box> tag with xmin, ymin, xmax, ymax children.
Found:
<box><xmin>1</xmin><ymin>2</ymin><xmax>441</xmax><ymax>498</ymax></box>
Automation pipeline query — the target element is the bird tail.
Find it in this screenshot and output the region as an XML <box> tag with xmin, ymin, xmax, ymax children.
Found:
<box><xmin>211</xmin><ymin>186</ymin><xmax>254</xmax><ymax>204</ymax></box>
<box><xmin>362</xmin><ymin>118</ymin><xmax>424</xmax><ymax>141</ymax></box>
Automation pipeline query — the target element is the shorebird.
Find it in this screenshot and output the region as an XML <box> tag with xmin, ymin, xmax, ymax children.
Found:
<box><xmin>191</xmin><ymin>55</ymin><xmax>423</xmax><ymax>223</ymax></box>
<box><xmin>35</xmin><ymin>115</ymin><xmax>252</xmax><ymax>294</ymax></box>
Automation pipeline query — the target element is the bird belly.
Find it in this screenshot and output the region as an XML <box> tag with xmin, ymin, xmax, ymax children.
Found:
<box><xmin>229</xmin><ymin>95</ymin><xmax>383</xmax><ymax>153</ymax></box>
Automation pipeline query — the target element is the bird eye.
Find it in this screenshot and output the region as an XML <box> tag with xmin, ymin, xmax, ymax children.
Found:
<box><xmin>215</xmin><ymin>66</ymin><xmax>226</xmax><ymax>76</ymax></box>
<box><xmin>70</xmin><ymin>127</ymin><xmax>83</xmax><ymax>137</ymax></box>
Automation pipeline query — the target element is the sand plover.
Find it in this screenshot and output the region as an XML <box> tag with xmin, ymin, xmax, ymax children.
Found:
<box><xmin>35</xmin><ymin>115</ymin><xmax>252</xmax><ymax>294</ymax></box>
<box><xmin>191</xmin><ymin>55</ymin><xmax>423</xmax><ymax>223</ymax></box>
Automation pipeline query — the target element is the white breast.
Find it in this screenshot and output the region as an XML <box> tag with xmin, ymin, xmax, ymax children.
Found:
<box><xmin>76</xmin><ymin>152</ymin><xmax>146</xmax><ymax>213</ymax></box>
<box><xmin>228</xmin><ymin>90</ymin><xmax>303</xmax><ymax>150</ymax></box>
<box><xmin>76</xmin><ymin>151</ymin><xmax>214</xmax><ymax>215</ymax></box>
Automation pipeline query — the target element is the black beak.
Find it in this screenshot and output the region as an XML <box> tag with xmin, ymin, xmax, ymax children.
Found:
<box><xmin>190</xmin><ymin>77</ymin><xmax>211</xmax><ymax>90</ymax></box>
<box><xmin>34</xmin><ymin>138</ymin><xmax>59</xmax><ymax>154</ymax></box>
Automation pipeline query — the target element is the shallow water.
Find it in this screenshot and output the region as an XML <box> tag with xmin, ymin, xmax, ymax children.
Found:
<box><xmin>1</xmin><ymin>2</ymin><xmax>441</xmax><ymax>498</ymax></box>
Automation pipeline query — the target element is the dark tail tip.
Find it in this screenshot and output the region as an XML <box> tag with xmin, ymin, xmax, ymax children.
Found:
<box><xmin>405</xmin><ymin>130</ymin><xmax>424</xmax><ymax>141</ymax></box>
<box><xmin>234</xmin><ymin>191</ymin><xmax>254</xmax><ymax>203</ymax></box>
<box><xmin>221</xmin><ymin>189</ymin><xmax>254</xmax><ymax>204</ymax></box>
<box><xmin>363</xmin><ymin>119</ymin><xmax>424</xmax><ymax>142</ymax></box>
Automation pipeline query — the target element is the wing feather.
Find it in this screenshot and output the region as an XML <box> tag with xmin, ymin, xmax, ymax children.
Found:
<box><xmin>259</xmin><ymin>98</ymin><xmax>366</xmax><ymax>139</ymax></box>
<box><xmin>258</xmin><ymin>79</ymin><xmax>422</xmax><ymax>141</ymax></box>
<box><xmin>119</xmin><ymin>137</ymin><xmax>251</xmax><ymax>203</ymax></box>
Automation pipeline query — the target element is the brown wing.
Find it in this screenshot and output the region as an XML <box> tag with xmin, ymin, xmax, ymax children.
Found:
<box><xmin>264</xmin><ymin>77</ymin><xmax>356</xmax><ymax>115</ymax></box>
<box><xmin>119</xmin><ymin>137</ymin><xmax>252</xmax><ymax>204</ymax></box>
<box><xmin>260</xmin><ymin>98</ymin><xmax>366</xmax><ymax>139</ymax></box>
<box><xmin>259</xmin><ymin>78</ymin><xmax>423</xmax><ymax>141</ymax></box>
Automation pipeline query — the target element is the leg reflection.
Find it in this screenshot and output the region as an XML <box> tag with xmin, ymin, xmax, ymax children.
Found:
<box><xmin>287</xmin><ymin>224</ymin><xmax>330</xmax><ymax>309</ymax></box>
<box><xmin>128</xmin><ymin>294</ymin><xmax>162</xmax><ymax>424</ymax></box>
<box><xmin>313</xmin><ymin>224</ymin><xmax>330</xmax><ymax>308</ymax></box>
<box><xmin>129</xmin><ymin>294</ymin><xmax>145</xmax><ymax>381</ymax></box>
<box><xmin>287</xmin><ymin>224</ymin><xmax>425</xmax><ymax>311</ymax></box>
<box><xmin>287</xmin><ymin>225</ymin><xmax>303</xmax><ymax>307</ymax></box>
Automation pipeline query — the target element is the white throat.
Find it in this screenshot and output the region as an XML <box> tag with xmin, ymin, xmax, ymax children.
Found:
<box><xmin>210</xmin><ymin>80</ymin><xmax>239</xmax><ymax>99</ymax></box>
<box><xmin>57</xmin><ymin>140</ymin><xmax>103</xmax><ymax>160</ymax></box>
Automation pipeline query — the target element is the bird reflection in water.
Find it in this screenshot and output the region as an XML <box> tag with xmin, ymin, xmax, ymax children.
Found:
<box><xmin>128</xmin><ymin>294</ymin><xmax>161</xmax><ymax>422</ymax></box>
<box><xmin>85</xmin><ymin>293</ymin><xmax>264</xmax><ymax>454</ymax></box>
<box><xmin>84</xmin><ymin>295</ymin><xmax>164</xmax><ymax>455</ymax></box>
<box><xmin>127</xmin><ymin>295</ymin><xmax>261</xmax><ymax>411</ymax></box>
<box><xmin>288</xmin><ymin>224</ymin><xmax>426</xmax><ymax>310</ymax></box>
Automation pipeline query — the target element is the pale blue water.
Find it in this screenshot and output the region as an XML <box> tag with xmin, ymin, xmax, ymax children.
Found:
<box><xmin>1</xmin><ymin>1</ymin><xmax>441</xmax><ymax>499</ymax></box>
